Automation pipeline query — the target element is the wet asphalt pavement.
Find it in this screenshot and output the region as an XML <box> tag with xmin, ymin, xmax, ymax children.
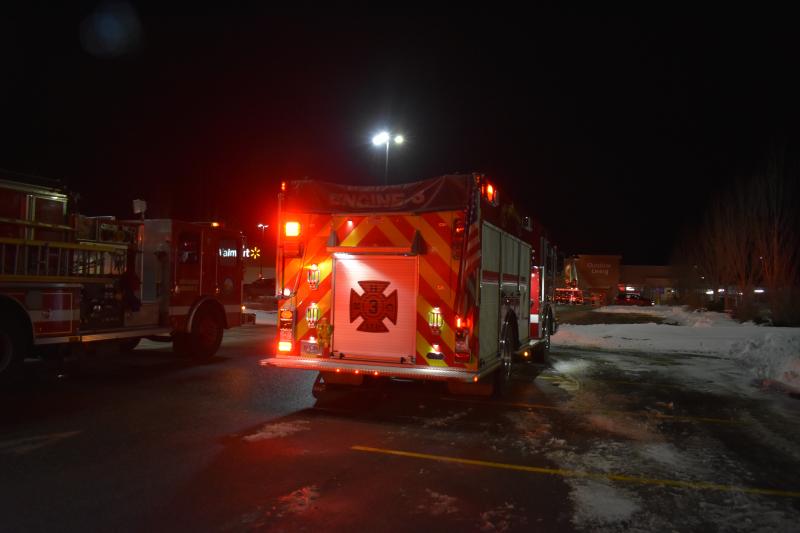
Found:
<box><xmin>1</xmin><ymin>325</ymin><xmax>799</xmax><ymax>532</ymax></box>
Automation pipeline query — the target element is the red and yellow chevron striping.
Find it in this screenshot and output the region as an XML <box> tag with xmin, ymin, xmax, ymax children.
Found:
<box><xmin>281</xmin><ymin>210</ymin><xmax>475</xmax><ymax>370</ymax></box>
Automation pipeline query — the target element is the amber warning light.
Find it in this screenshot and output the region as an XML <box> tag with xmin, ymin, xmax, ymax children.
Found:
<box><xmin>285</xmin><ymin>221</ymin><xmax>300</xmax><ymax>237</ymax></box>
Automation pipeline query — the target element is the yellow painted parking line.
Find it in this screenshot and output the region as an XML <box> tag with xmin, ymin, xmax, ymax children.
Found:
<box><xmin>440</xmin><ymin>397</ymin><xmax>743</xmax><ymax>425</ymax></box>
<box><xmin>352</xmin><ymin>446</ymin><xmax>800</xmax><ymax>499</ymax></box>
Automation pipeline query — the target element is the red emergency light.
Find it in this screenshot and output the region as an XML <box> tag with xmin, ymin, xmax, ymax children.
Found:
<box><xmin>284</xmin><ymin>221</ymin><xmax>300</xmax><ymax>237</ymax></box>
<box><xmin>484</xmin><ymin>183</ymin><xmax>498</xmax><ymax>205</ymax></box>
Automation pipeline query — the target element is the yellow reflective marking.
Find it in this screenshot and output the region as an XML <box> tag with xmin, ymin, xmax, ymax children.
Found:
<box><xmin>416</xmin><ymin>332</ymin><xmax>448</xmax><ymax>367</ymax></box>
<box><xmin>418</xmin><ymin>257</ymin><xmax>455</xmax><ymax>309</ymax></box>
<box><xmin>415</xmin><ymin>215</ymin><xmax>458</xmax><ymax>277</ymax></box>
<box><xmin>351</xmin><ymin>446</ymin><xmax>800</xmax><ymax>499</ymax></box>
<box><xmin>340</xmin><ymin>217</ymin><xmax>374</xmax><ymax>247</ymax></box>
<box><xmin>373</xmin><ymin>217</ymin><xmax>410</xmax><ymax>247</ymax></box>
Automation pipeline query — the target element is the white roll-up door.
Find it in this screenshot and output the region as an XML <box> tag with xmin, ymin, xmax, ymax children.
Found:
<box><xmin>332</xmin><ymin>255</ymin><xmax>418</xmax><ymax>360</ymax></box>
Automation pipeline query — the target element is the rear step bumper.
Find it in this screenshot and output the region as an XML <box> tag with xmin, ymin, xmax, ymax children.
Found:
<box><xmin>261</xmin><ymin>356</ymin><xmax>500</xmax><ymax>383</ymax></box>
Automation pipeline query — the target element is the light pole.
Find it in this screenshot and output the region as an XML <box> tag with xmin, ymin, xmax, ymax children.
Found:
<box><xmin>257</xmin><ymin>223</ymin><xmax>268</xmax><ymax>278</ymax></box>
<box><xmin>372</xmin><ymin>131</ymin><xmax>404</xmax><ymax>185</ymax></box>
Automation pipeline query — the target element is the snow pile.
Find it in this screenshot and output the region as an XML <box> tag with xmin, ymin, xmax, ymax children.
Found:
<box><xmin>242</xmin><ymin>420</ymin><xmax>310</xmax><ymax>442</ymax></box>
<box><xmin>553</xmin><ymin>306</ymin><xmax>800</xmax><ymax>393</ymax></box>
<box><xmin>243</xmin><ymin>308</ymin><xmax>277</xmax><ymax>325</ymax></box>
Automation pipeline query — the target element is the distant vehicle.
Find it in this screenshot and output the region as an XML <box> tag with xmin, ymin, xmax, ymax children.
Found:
<box><xmin>244</xmin><ymin>277</ymin><xmax>275</xmax><ymax>300</ymax></box>
<box><xmin>555</xmin><ymin>288</ymin><xmax>584</xmax><ymax>305</ymax></box>
<box><xmin>615</xmin><ymin>293</ymin><xmax>654</xmax><ymax>306</ymax></box>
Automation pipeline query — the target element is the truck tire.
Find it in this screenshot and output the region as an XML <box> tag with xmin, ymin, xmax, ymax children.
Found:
<box><xmin>0</xmin><ymin>319</ymin><xmax>26</xmax><ymax>383</ymax></box>
<box><xmin>189</xmin><ymin>306</ymin><xmax>224</xmax><ymax>359</ymax></box>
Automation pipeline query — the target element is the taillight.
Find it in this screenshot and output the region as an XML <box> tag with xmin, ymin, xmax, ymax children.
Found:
<box><xmin>278</xmin><ymin>341</ymin><xmax>293</xmax><ymax>352</ymax></box>
<box><xmin>454</xmin><ymin>315</ymin><xmax>471</xmax><ymax>361</ymax></box>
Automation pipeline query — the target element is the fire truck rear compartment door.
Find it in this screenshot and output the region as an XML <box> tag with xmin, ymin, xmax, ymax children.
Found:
<box><xmin>332</xmin><ymin>255</ymin><xmax>418</xmax><ymax>360</ymax></box>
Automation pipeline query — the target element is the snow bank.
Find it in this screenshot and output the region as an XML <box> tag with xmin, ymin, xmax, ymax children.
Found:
<box><xmin>553</xmin><ymin>306</ymin><xmax>800</xmax><ymax>393</ymax></box>
<box><xmin>243</xmin><ymin>308</ymin><xmax>276</xmax><ymax>326</ymax></box>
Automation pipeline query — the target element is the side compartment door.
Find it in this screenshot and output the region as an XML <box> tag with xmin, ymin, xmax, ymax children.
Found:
<box><xmin>518</xmin><ymin>243</ymin><xmax>531</xmax><ymax>343</ymax></box>
<box><xmin>479</xmin><ymin>223</ymin><xmax>500</xmax><ymax>360</ymax></box>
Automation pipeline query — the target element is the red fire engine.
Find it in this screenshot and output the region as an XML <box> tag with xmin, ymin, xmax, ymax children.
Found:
<box><xmin>263</xmin><ymin>174</ymin><xmax>558</xmax><ymax>395</ymax></box>
<box><xmin>0</xmin><ymin>175</ymin><xmax>245</xmax><ymax>382</ymax></box>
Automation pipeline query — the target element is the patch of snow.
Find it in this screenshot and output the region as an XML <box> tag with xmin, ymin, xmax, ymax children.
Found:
<box><xmin>504</xmin><ymin>410</ymin><xmax>553</xmax><ymax>454</ymax></box>
<box><xmin>275</xmin><ymin>485</ymin><xmax>319</xmax><ymax>516</ymax></box>
<box><xmin>242</xmin><ymin>420</ymin><xmax>310</xmax><ymax>442</ymax></box>
<box><xmin>636</xmin><ymin>443</ymin><xmax>684</xmax><ymax>469</ymax></box>
<box><xmin>422</xmin><ymin>410</ymin><xmax>470</xmax><ymax>428</ymax></box>
<box><xmin>418</xmin><ymin>489</ymin><xmax>459</xmax><ymax>516</ymax></box>
<box><xmin>478</xmin><ymin>502</ymin><xmax>526</xmax><ymax>532</ymax></box>
<box><xmin>570</xmin><ymin>480</ymin><xmax>641</xmax><ymax>526</ymax></box>
<box><xmin>553</xmin><ymin>306</ymin><xmax>800</xmax><ymax>393</ymax></box>
<box><xmin>584</xmin><ymin>414</ymin><xmax>655</xmax><ymax>442</ymax></box>
<box><xmin>243</xmin><ymin>308</ymin><xmax>277</xmax><ymax>325</ymax></box>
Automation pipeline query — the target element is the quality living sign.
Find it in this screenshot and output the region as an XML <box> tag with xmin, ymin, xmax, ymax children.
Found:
<box><xmin>574</xmin><ymin>255</ymin><xmax>622</xmax><ymax>290</ymax></box>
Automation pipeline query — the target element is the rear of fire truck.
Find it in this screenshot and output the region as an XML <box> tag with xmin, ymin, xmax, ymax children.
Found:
<box><xmin>263</xmin><ymin>174</ymin><xmax>557</xmax><ymax>396</ymax></box>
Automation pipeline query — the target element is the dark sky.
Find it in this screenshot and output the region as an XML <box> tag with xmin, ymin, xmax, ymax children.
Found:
<box><xmin>1</xmin><ymin>9</ymin><xmax>797</xmax><ymax>264</ymax></box>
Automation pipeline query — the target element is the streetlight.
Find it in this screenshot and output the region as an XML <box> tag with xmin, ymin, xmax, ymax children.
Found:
<box><xmin>372</xmin><ymin>131</ymin><xmax>404</xmax><ymax>185</ymax></box>
<box><xmin>257</xmin><ymin>223</ymin><xmax>268</xmax><ymax>278</ymax></box>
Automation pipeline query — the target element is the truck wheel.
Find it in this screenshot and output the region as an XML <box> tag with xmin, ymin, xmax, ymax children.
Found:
<box><xmin>0</xmin><ymin>320</ymin><xmax>26</xmax><ymax>383</ymax></box>
<box><xmin>190</xmin><ymin>306</ymin><xmax>224</xmax><ymax>359</ymax></box>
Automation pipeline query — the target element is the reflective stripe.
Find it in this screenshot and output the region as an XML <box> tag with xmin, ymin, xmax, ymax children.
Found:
<box><xmin>224</xmin><ymin>304</ymin><xmax>242</xmax><ymax>313</ymax></box>
<box><xmin>263</xmin><ymin>356</ymin><xmax>500</xmax><ymax>383</ymax></box>
<box><xmin>169</xmin><ymin>306</ymin><xmax>191</xmax><ymax>315</ymax></box>
<box><xmin>29</xmin><ymin>309</ymin><xmax>78</xmax><ymax>322</ymax></box>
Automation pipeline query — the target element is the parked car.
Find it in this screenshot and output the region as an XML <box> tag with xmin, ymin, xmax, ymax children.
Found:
<box><xmin>244</xmin><ymin>277</ymin><xmax>275</xmax><ymax>301</ymax></box>
<box><xmin>615</xmin><ymin>293</ymin><xmax>654</xmax><ymax>306</ymax></box>
<box><xmin>555</xmin><ymin>288</ymin><xmax>584</xmax><ymax>305</ymax></box>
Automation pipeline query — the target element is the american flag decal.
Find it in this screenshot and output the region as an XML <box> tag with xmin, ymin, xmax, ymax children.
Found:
<box><xmin>457</xmin><ymin>179</ymin><xmax>481</xmax><ymax>315</ymax></box>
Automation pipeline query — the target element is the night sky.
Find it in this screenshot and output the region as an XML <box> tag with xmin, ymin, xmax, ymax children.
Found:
<box><xmin>1</xmin><ymin>9</ymin><xmax>797</xmax><ymax>264</ymax></box>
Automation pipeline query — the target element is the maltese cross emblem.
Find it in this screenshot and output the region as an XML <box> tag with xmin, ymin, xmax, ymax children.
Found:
<box><xmin>349</xmin><ymin>280</ymin><xmax>398</xmax><ymax>333</ymax></box>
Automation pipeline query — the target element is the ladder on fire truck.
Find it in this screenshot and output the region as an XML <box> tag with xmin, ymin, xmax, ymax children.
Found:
<box><xmin>0</xmin><ymin>237</ymin><xmax>127</xmax><ymax>280</ymax></box>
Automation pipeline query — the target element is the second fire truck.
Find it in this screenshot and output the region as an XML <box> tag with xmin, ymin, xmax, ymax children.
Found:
<box><xmin>264</xmin><ymin>174</ymin><xmax>558</xmax><ymax>395</ymax></box>
<box><xmin>0</xmin><ymin>175</ymin><xmax>246</xmax><ymax>382</ymax></box>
